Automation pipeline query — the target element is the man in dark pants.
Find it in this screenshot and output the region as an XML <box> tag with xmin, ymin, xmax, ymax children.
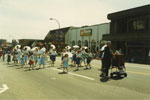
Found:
<box><xmin>101</xmin><ymin>41</ymin><xmax>112</xmax><ymax>77</ymax></box>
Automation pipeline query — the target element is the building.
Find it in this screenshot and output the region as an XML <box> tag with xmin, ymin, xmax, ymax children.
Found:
<box><xmin>0</xmin><ymin>39</ymin><xmax>7</xmax><ymax>47</ymax></box>
<box><xmin>103</xmin><ymin>5</ymin><xmax>150</xmax><ymax>64</ymax></box>
<box><xmin>44</xmin><ymin>27</ymin><xmax>72</xmax><ymax>52</ymax></box>
<box><xmin>68</xmin><ymin>23</ymin><xmax>110</xmax><ymax>52</ymax></box>
<box><xmin>18</xmin><ymin>39</ymin><xmax>44</xmax><ymax>47</ymax></box>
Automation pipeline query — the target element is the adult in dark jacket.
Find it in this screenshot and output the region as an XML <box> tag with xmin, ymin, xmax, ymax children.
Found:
<box><xmin>102</xmin><ymin>41</ymin><xmax>112</xmax><ymax>77</ymax></box>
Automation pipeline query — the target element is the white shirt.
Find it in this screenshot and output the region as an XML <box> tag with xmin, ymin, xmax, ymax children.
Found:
<box><xmin>51</xmin><ymin>51</ymin><xmax>57</xmax><ymax>56</ymax></box>
<box><xmin>71</xmin><ymin>50</ymin><xmax>76</xmax><ymax>55</ymax></box>
<box><xmin>87</xmin><ymin>52</ymin><xmax>93</xmax><ymax>58</ymax></box>
<box><xmin>63</xmin><ymin>57</ymin><xmax>69</xmax><ymax>62</ymax></box>
<box><xmin>76</xmin><ymin>53</ymin><xmax>81</xmax><ymax>58</ymax></box>
<box><xmin>81</xmin><ymin>50</ymin><xmax>86</xmax><ymax>55</ymax></box>
<box><xmin>148</xmin><ymin>50</ymin><xmax>150</xmax><ymax>57</ymax></box>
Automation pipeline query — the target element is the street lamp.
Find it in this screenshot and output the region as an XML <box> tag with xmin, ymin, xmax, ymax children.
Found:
<box><xmin>49</xmin><ymin>18</ymin><xmax>60</xmax><ymax>29</ymax></box>
<box><xmin>49</xmin><ymin>18</ymin><xmax>61</xmax><ymax>52</ymax></box>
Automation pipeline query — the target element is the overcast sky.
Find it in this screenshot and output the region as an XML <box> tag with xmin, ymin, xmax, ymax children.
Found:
<box><xmin>0</xmin><ymin>0</ymin><xmax>149</xmax><ymax>42</ymax></box>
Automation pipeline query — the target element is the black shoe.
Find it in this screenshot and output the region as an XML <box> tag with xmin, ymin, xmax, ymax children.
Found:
<box><xmin>84</xmin><ymin>68</ymin><xmax>88</xmax><ymax>70</ymax></box>
<box><xmin>100</xmin><ymin>73</ymin><xmax>105</xmax><ymax>77</ymax></box>
<box><xmin>74</xmin><ymin>69</ymin><xmax>79</xmax><ymax>71</ymax></box>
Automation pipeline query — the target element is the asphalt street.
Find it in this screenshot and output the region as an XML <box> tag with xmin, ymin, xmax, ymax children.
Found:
<box><xmin>0</xmin><ymin>57</ymin><xmax>150</xmax><ymax>100</ymax></box>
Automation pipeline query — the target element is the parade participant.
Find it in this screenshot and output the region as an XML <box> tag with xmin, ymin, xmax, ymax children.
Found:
<box><xmin>20</xmin><ymin>55</ymin><xmax>25</xmax><ymax>68</ymax></box>
<box><xmin>100</xmin><ymin>41</ymin><xmax>112</xmax><ymax>78</ymax></box>
<box><xmin>60</xmin><ymin>49</ymin><xmax>65</xmax><ymax>66</ymax></box>
<box><xmin>40</xmin><ymin>53</ymin><xmax>46</xmax><ymax>68</ymax></box>
<box><xmin>17</xmin><ymin>46</ymin><xmax>21</xmax><ymax>64</ymax></box>
<box><xmin>23</xmin><ymin>48</ymin><xmax>29</xmax><ymax>65</ymax></box>
<box><xmin>37</xmin><ymin>54</ymin><xmax>41</xmax><ymax>69</ymax></box>
<box><xmin>62</xmin><ymin>54</ymin><xmax>69</xmax><ymax>73</ymax></box>
<box><xmin>29</xmin><ymin>55</ymin><xmax>34</xmax><ymax>70</ymax></box>
<box><xmin>33</xmin><ymin>48</ymin><xmax>38</xmax><ymax>66</ymax></box>
<box><xmin>85</xmin><ymin>49</ymin><xmax>93</xmax><ymax>69</ymax></box>
<box><xmin>13</xmin><ymin>49</ymin><xmax>18</xmax><ymax>65</ymax></box>
<box><xmin>75</xmin><ymin>50</ymin><xmax>82</xmax><ymax>71</ymax></box>
<box><xmin>71</xmin><ymin>48</ymin><xmax>76</xmax><ymax>66</ymax></box>
<box><xmin>49</xmin><ymin>46</ymin><xmax>53</xmax><ymax>63</ymax></box>
<box><xmin>2</xmin><ymin>48</ymin><xmax>6</xmax><ymax>61</ymax></box>
<box><xmin>7</xmin><ymin>51</ymin><xmax>11</xmax><ymax>64</ymax></box>
<box><xmin>50</xmin><ymin>49</ymin><xmax>57</xmax><ymax>67</ymax></box>
<box><xmin>81</xmin><ymin>48</ymin><xmax>86</xmax><ymax>66</ymax></box>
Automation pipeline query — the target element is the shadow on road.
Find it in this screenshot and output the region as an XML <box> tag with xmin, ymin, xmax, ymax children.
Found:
<box><xmin>110</xmin><ymin>76</ymin><xmax>124</xmax><ymax>80</ymax></box>
<box><xmin>100</xmin><ymin>76</ymin><xmax>125</xmax><ymax>82</ymax></box>
<box><xmin>100</xmin><ymin>77</ymin><xmax>110</xmax><ymax>82</ymax></box>
<box><xmin>58</xmin><ymin>72</ymin><xmax>68</xmax><ymax>74</ymax></box>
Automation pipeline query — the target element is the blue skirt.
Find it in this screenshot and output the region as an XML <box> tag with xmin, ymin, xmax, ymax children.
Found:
<box><xmin>81</xmin><ymin>55</ymin><xmax>85</xmax><ymax>62</ymax></box>
<box><xmin>41</xmin><ymin>56</ymin><xmax>45</xmax><ymax>65</ymax></box>
<box><xmin>34</xmin><ymin>55</ymin><xmax>38</xmax><ymax>61</ymax></box>
<box><xmin>38</xmin><ymin>57</ymin><xmax>41</xmax><ymax>65</ymax></box>
<box><xmin>63</xmin><ymin>62</ymin><xmax>68</xmax><ymax>68</ymax></box>
<box><xmin>18</xmin><ymin>53</ymin><xmax>21</xmax><ymax>60</ymax></box>
<box><xmin>24</xmin><ymin>56</ymin><xmax>28</xmax><ymax>62</ymax></box>
<box><xmin>20</xmin><ymin>59</ymin><xmax>25</xmax><ymax>65</ymax></box>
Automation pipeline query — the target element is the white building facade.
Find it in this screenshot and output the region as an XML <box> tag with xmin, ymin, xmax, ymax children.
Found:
<box><xmin>68</xmin><ymin>23</ymin><xmax>110</xmax><ymax>52</ymax></box>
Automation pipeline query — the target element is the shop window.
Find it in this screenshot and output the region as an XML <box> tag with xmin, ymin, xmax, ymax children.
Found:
<box><xmin>128</xmin><ymin>19</ymin><xmax>146</xmax><ymax>32</ymax></box>
<box><xmin>84</xmin><ymin>40</ymin><xmax>88</xmax><ymax>47</ymax></box>
<box><xmin>78</xmin><ymin>40</ymin><xmax>81</xmax><ymax>47</ymax></box>
<box><xmin>72</xmin><ymin>41</ymin><xmax>75</xmax><ymax>46</ymax></box>
<box><xmin>91</xmin><ymin>40</ymin><xmax>96</xmax><ymax>53</ymax></box>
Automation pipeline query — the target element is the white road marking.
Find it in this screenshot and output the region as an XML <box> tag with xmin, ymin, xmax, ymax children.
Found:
<box><xmin>51</xmin><ymin>78</ymin><xmax>56</xmax><ymax>80</ymax></box>
<box><xmin>0</xmin><ymin>84</ymin><xmax>9</xmax><ymax>94</ymax></box>
<box><xmin>52</xmin><ymin>68</ymin><xmax>95</xmax><ymax>81</ymax></box>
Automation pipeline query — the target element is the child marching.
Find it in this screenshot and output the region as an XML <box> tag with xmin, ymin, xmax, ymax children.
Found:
<box><xmin>62</xmin><ymin>54</ymin><xmax>69</xmax><ymax>73</ymax></box>
<box><xmin>20</xmin><ymin>55</ymin><xmax>25</xmax><ymax>68</ymax></box>
<box><xmin>7</xmin><ymin>51</ymin><xmax>11</xmax><ymax>64</ymax></box>
<box><xmin>75</xmin><ymin>50</ymin><xmax>82</xmax><ymax>71</ymax></box>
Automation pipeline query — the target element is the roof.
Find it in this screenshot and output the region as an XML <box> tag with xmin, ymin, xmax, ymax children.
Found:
<box><xmin>107</xmin><ymin>4</ymin><xmax>150</xmax><ymax>20</ymax></box>
<box><xmin>44</xmin><ymin>27</ymin><xmax>73</xmax><ymax>41</ymax></box>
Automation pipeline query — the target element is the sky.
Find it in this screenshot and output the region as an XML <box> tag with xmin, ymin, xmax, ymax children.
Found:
<box><xmin>0</xmin><ymin>0</ymin><xmax>149</xmax><ymax>42</ymax></box>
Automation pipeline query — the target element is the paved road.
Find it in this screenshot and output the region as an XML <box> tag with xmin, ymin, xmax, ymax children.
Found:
<box><xmin>0</xmin><ymin>57</ymin><xmax>150</xmax><ymax>100</ymax></box>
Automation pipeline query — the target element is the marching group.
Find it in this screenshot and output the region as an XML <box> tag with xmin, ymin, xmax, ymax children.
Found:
<box><xmin>0</xmin><ymin>41</ymin><xmax>117</xmax><ymax>78</ymax></box>
<box><xmin>0</xmin><ymin>44</ymin><xmax>95</xmax><ymax>73</ymax></box>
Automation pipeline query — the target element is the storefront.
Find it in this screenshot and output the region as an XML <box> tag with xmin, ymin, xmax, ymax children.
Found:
<box><xmin>68</xmin><ymin>23</ymin><xmax>109</xmax><ymax>52</ymax></box>
<box><xmin>103</xmin><ymin>5</ymin><xmax>150</xmax><ymax>64</ymax></box>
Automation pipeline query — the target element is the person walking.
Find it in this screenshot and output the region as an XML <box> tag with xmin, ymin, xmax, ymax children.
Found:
<box><xmin>75</xmin><ymin>50</ymin><xmax>82</xmax><ymax>71</ymax></box>
<box><xmin>85</xmin><ymin>49</ymin><xmax>93</xmax><ymax>69</ymax></box>
<box><xmin>23</xmin><ymin>48</ymin><xmax>29</xmax><ymax>65</ymax></box>
<box><xmin>62</xmin><ymin>54</ymin><xmax>69</xmax><ymax>73</ymax></box>
<box><xmin>20</xmin><ymin>55</ymin><xmax>25</xmax><ymax>68</ymax></box>
<box><xmin>7</xmin><ymin>51</ymin><xmax>11</xmax><ymax>64</ymax></box>
<box><xmin>81</xmin><ymin>48</ymin><xmax>86</xmax><ymax>67</ymax></box>
<box><xmin>71</xmin><ymin>48</ymin><xmax>76</xmax><ymax>66</ymax></box>
<box><xmin>29</xmin><ymin>55</ymin><xmax>34</xmax><ymax>70</ymax></box>
<box><xmin>50</xmin><ymin>49</ymin><xmax>57</xmax><ymax>67</ymax></box>
<box><xmin>100</xmin><ymin>41</ymin><xmax>112</xmax><ymax>78</ymax></box>
<box><xmin>2</xmin><ymin>48</ymin><xmax>6</xmax><ymax>62</ymax></box>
